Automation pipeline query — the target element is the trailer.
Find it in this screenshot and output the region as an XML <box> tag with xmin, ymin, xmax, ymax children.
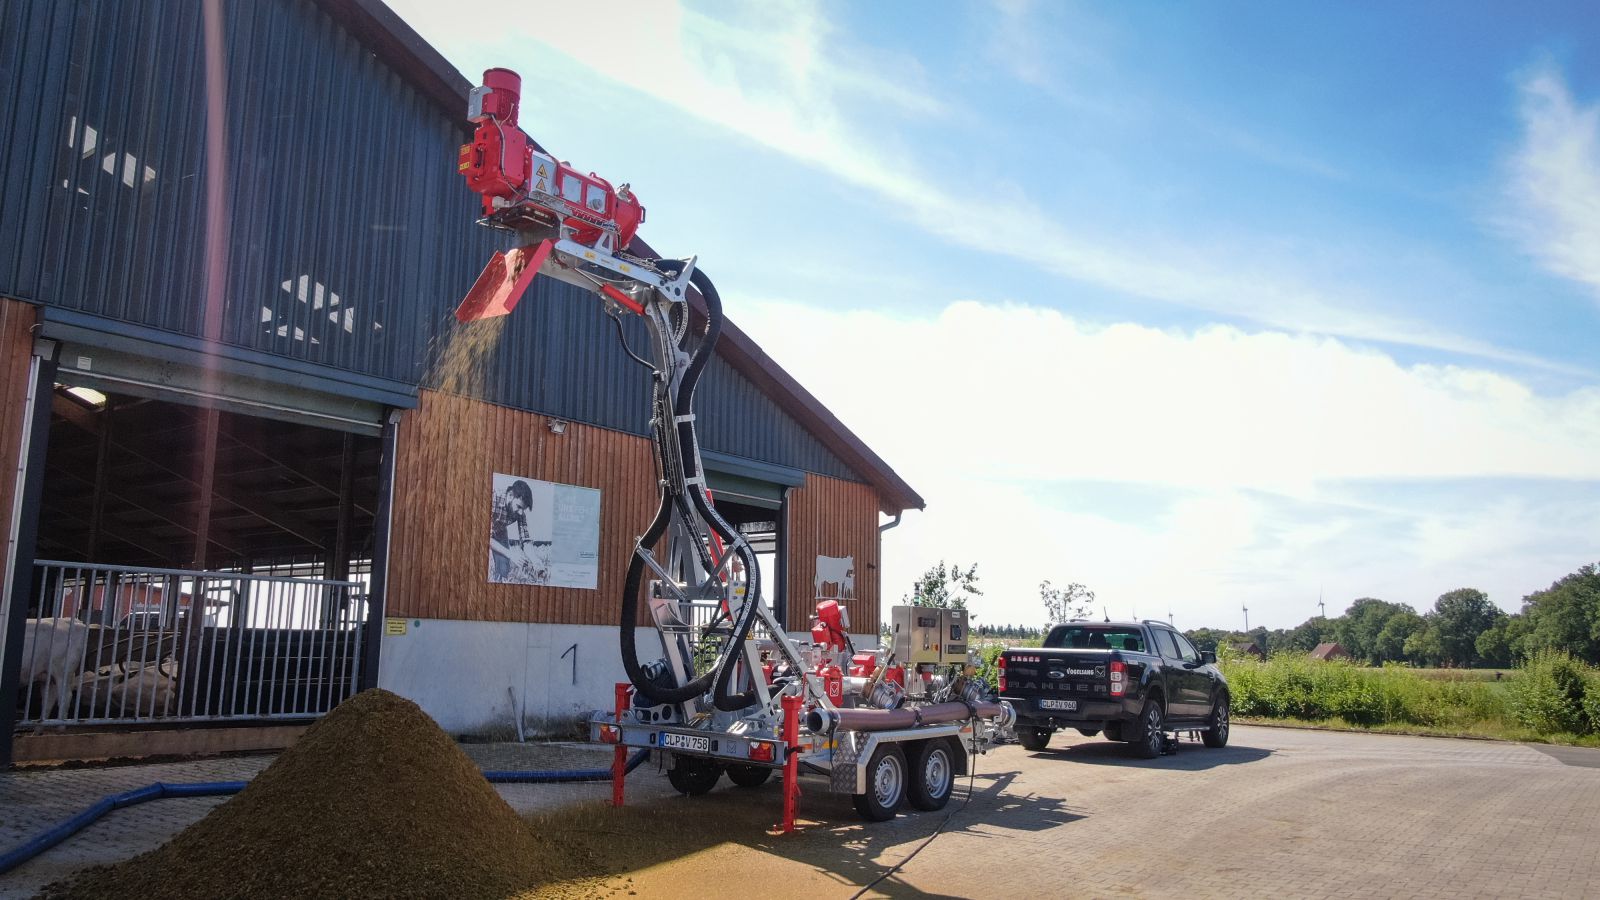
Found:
<box><xmin>452</xmin><ymin>68</ymin><xmax>1014</xmax><ymax>830</ymax></box>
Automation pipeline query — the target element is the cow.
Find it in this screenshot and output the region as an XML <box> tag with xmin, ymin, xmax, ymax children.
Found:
<box><xmin>814</xmin><ymin>555</ymin><xmax>855</xmax><ymax>600</ymax></box>
<box><xmin>18</xmin><ymin>617</ymin><xmax>92</xmax><ymax>721</ymax></box>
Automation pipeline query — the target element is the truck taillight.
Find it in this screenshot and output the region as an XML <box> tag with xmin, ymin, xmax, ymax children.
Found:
<box><xmin>997</xmin><ymin>654</ymin><xmax>1007</xmax><ymax>693</ymax></box>
<box><xmin>598</xmin><ymin>724</ymin><xmax>621</xmax><ymax>744</ymax></box>
<box><xmin>749</xmin><ymin>740</ymin><xmax>777</xmax><ymax>763</ymax></box>
<box><xmin>1110</xmin><ymin>660</ymin><xmax>1126</xmax><ymax>697</ymax></box>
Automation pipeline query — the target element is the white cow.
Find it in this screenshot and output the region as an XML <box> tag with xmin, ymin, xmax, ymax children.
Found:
<box><xmin>814</xmin><ymin>555</ymin><xmax>855</xmax><ymax>600</ymax></box>
<box><xmin>19</xmin><ymin>617</ymin><xmax>92</xmax><ymax>721</ymax></box>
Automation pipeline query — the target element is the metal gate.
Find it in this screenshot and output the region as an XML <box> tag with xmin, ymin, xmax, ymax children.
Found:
<box><xmin>15</xmin><ymin>560</ymin><xmax>366</xmax><ymax>727</ymax></box>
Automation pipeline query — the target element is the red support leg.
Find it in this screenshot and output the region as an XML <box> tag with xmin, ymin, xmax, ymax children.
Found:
<box><xmin>780</xmin><ymin>692</ymin><xmax>803</xmax><ymax>833</ymax></box>
<box><xmin>612</xmin><ymin>682</ymin><xmax>630</xmax><ymax>808</ymax></box>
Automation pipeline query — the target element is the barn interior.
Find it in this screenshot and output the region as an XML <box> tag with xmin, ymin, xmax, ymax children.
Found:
<box><xmin>39</xmin><ymin>384</ymin><xmax>382</xmax><ymax>577</ymax></box>
<box><xmin>13</xmin><ymin>382</ymin><xmax>383</xmax><ymax>729</ymax></box>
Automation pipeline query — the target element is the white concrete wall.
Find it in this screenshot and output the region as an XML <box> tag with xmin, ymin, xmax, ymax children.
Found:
<box><xmin>378</xmin><ymin>618</ymin><xmax>877</xmax><ymax>736</ymax></box>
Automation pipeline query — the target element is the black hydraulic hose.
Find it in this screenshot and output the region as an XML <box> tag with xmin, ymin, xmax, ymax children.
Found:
<box><xmin>614</xmin><ymin>262</ymin><xmax>760</xmax><ymax>710</ymax></box>
<box><xmin>676</xmin><ymin>267</ymin><xmax>761</xmax><ymax>711</ymax></box>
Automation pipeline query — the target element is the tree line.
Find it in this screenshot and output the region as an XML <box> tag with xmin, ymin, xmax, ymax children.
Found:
<box><xmin>1184</xmin><ymin>563</ymin><xmax>1600</xmax><ymax>668</ymax></box>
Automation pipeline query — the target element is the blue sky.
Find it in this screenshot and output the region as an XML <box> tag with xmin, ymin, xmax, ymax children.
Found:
<box><xmin>391</xmin><ymin>0</ymin><xmax>1600</xmax><ymax>631</ymax></box>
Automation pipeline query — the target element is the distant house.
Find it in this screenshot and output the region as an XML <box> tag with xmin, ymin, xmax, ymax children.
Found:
<box><xmin>1228</xmin><ymin>641</ymin><xmax>1267</xmax><ymax>660</ymax></box>
<box><xmin>1310</xmin><ymin>642</ymin><xmax>1351</xmax><ymax>661</ymax></box>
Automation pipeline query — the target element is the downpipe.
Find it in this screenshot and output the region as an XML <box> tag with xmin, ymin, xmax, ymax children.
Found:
<box><xmin>0</xmin><ymin>751</ymin><xmax>650</xmax><ymax>877</ymax></box>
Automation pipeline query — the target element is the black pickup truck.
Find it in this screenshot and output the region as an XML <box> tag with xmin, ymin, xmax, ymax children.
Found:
<box><xmin>998</xmin><ymin>620</ymin><xmax>1229</xmax><ymax>758</ymax></box>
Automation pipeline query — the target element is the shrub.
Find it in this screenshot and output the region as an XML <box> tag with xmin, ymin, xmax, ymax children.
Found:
<box><xmin>1218</xmin><ymin>654</ymin><xmax>1512</xmax><ymax>732</ymax></box>
<box><xmin>1509</xmin><ymin>650</ymin><xmax>1591</xmax><ymax>736</ymax></box>
<box><xmin>1584</xmin><ymin>672</ymin><xmax>1600</xmax><ymax>735</ymax></box>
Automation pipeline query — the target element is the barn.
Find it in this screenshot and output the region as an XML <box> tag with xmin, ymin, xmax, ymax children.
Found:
<box><xmin>0</xmin><ymin>0</ymin><xmax>921</xmax><ymax>764</ymax></box>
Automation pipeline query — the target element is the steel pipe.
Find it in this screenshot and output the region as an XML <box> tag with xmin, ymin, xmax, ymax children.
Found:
<box><xmin>807</xmin><ymin>699</ymin><xmax>1013</xmax><ymax>734</ymax></box>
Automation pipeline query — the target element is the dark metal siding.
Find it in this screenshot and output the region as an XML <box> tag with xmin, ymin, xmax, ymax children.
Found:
<box><xmin>0</xmin><ymin>0</ymin><xmax>861</xmax><ymax>483</ymax></box>
<box><xmin>461</xmin><ymin>277</ymin><xmax>859</xmax><ymax>482</ymax></box>
<box><xmin>696</xmin><ymin>354</ymin><xmax>858</xmax><ymax>482</ymax></box>
<box><xmin>0</xmin><ymin>0</ymin><xmax>489</xmax><ymax>381</ymax></box>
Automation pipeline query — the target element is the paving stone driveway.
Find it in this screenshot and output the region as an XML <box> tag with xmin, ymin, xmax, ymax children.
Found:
<box><xmin>3</xmin><ymin>726</ymin><xmax>1599</xmax><ymax>898</ymax></box>
<box><xmin>863</xmin><ymin>725</ymin><xmax>1600</xmax><ymax>899</ymax></box>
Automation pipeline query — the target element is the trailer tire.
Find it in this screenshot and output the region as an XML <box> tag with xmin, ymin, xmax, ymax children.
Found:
<box><xmin>907</xmin><ymin>740</ymin><xmax>956</xmax><ymax>811</ymax></box>
<box><xmin>726</xmin><ymin>764</ymin><xmax>773</xmax><ymax>788</ymax></box>
<box><xmin>666</xmin><ymin>755</ymin><xmax>721</xmax><ymax>795</ymax></box>
<box><xmin>852</xmin><ymin>744</ymin><xmax>908</xmax><ymax>822</ymax></box>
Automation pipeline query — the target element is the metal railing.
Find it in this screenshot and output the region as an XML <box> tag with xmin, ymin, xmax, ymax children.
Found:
<box><xmin>15</xmin><ymin>561</ymin><xmax>367</xmax><ymax>728</ymax></box>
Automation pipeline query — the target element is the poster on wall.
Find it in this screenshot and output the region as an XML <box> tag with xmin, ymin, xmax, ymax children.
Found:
<box><xmin>488</xmin><ymin>473</ymin><xmax>602</xmax><ymax>588</ymax></box>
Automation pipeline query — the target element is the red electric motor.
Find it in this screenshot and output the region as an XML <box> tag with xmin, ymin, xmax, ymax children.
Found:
<box><xmin>458</xmin><ymin>68</ymin><xmax>645</xmax><ymax>249</ymax></box>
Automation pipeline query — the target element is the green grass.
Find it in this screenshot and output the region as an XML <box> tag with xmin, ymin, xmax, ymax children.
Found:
<box><xmin>1221</xmin><ymin>650</ymin><xmax>1600</xmax><ymax>744</ymax></box>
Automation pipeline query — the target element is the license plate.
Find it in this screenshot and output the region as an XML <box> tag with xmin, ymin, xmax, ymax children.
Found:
<box><xmin>1039</xmin><ymin>699</ymin><xmax>1077</xmax><ymax>711</ymax></box>
<box><xmin>660</xmin><ymin>732</ymin><xmax>711</xmax><ymax>753</ymax></box>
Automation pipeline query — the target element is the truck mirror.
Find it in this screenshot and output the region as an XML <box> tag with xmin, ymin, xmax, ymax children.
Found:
<box><xmin>1200</xmin><ymin>650</ymin><xmax>1217</xmax><ymax>665</ymax></box>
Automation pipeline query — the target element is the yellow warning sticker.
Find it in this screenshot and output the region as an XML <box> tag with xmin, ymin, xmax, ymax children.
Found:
<box><xmin>534</xmin><ymin>179</ymin><xmax>548</xmax><ymax>193</ymax></box>
<box><xmin>385</xmin><ymin>618</ymin><xmax>408</xmax><ymax>636</ymax></box>
<box><xmin>536</xmin><ymin>163</ymin><xmax>549</xmax><ymax>177</ymax></box>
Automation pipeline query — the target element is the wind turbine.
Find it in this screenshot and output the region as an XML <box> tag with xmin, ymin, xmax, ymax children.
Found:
<box><xmin>1243</xmin><ymin>603</ymin><xmax>1250</xmax><ymax>633</ymax></box>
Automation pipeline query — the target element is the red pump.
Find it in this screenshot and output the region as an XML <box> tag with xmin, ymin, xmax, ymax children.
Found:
<box><xmin>455</xmin><ymin>68</ymin><xmax>649</xmax><ymax>323</ymax></box>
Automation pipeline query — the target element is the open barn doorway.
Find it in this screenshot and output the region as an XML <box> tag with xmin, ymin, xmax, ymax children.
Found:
<box><xmin>709</xmin><ymin>494</ymin><xmax>785</xmax><ymax>628</ymax></box>
<box><xmin>9</xmin><ymin>383</ymin><xmax>384</xmax><ymax>738</ymax></box>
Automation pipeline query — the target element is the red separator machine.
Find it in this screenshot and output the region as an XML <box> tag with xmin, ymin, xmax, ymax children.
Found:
<box><xmin>453</xmin><ymin>69</ymin><xmax>1014</xmax><ymax>831</ymax></box>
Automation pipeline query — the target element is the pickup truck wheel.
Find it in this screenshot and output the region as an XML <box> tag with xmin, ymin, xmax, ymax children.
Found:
<box><xmin>907</xmin><ymin>740</ymin><xmax>956</xmax><ymax>811</ymax></box>
<box><xmin>1202</xmin><ymin>694</ymin><xmax>1231</xmax><ymax>748</ymax></box>
<box><xmin>666</xmin><ymin>755</ymin><xmax>722</xmax><ymax>795</ymax></box>
<box><xmin>1131</xmin><ymin>700</ymin><xmax>1165</xmax><ymax>759</ymax></box>
<box><xmin>1016</xmin><ymin>725</ymin><xmax>1052</xmax><ymax>751</ymax></box>
<box><xmin>853</xmin><ymin>744</ymin><xmax>908</xmax><ymax>822</ymax></box>
<box><xmin>726</xmin><ymin>764</ymin><xmax>773</xmax><ymax>788</ymax></box>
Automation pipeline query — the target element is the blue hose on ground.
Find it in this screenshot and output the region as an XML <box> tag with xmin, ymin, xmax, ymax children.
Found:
<box><xmin>0</xmin><ymin>750</ymin><xmax>650</xmax><ymax>877</ymax></box>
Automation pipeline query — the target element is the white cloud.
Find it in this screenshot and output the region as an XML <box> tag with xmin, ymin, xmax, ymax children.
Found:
<box><xmin>1507</xmin><ymin>65</ymin><xmax>1600</xmax><ymax>303</ymax></box>
<box><xmin>394</xmin><ymin>0</ymin><xmax>1578</xmax><ymax>372</ymax></box>
<box><xmin>734</xmin><ymin>298</ymin><xmax>1600</xmax><ymax>628</ymax></box>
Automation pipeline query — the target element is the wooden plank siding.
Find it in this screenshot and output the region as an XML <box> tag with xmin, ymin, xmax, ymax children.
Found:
<box><xmin>0</xmin><ymin>299</ymin><xmax>39</xmax><ymax>567</ymax></box>
<box><xmin>388</xmin><ymin>390</ymin><xmax>886</xmax><ymax>632</ymax></box>
<box><xmin>386</xmin><ymin>389</ymin><xmax>659</xmax><ymax>625</ymax></box>
<box><xmin>784</xmin><ymin>473</ymin><xmax>883</xmax><ymax>633</ymax></box>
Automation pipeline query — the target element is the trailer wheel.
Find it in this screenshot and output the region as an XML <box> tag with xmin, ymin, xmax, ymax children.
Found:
<box><xmin>666</xmin><ymin>755</ymin><xmax>722</xmax><ymax>795</ymax></box>
<box><xmin>852</xmin><ymin>744</ymin><xmax>907</xmax><ymax>822</ymax></box>
<box><xmin>726</xmin><ymin>764</ymin><xmax>773</xmax><ymax>788</ymax></box>
<box><xmin>906</xmin><ymin>740</ymin><xmax>955</xmax><ymax>811</ymax></box>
